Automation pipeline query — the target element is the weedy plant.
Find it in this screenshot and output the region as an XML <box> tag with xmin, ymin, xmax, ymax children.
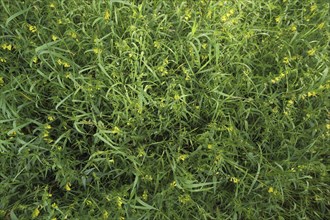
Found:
<box><xmin>0</xmin><ymin>0</ymin><xmax>329</xmax><ymax>219</ymax></box>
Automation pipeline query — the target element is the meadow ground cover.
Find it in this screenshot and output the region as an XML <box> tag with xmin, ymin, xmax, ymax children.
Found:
<box><xmin>0</xmin><ymin>0</ymin><xmax>329</xmax><ymax>219</ymax></box>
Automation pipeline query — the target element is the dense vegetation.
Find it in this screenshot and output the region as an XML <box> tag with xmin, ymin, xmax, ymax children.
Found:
<box><xmin>0</xmin><ymin>0</ymin><xmax>329</xmax><ymax>219</ymax></box>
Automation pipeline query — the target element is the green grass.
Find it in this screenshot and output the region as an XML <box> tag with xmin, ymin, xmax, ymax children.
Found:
<box><xmin>0</xmin><ymin>0</ymin><xmax>329</xmax><ymax>219</ymax></box>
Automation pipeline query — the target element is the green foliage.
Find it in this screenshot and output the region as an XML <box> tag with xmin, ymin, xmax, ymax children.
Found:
<box><xmin>0</xmin><ymin>0</ymin><xmax>329</xmax><ymax>219</ymax></box>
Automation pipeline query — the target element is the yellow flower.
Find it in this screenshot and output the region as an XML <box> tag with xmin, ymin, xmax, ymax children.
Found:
<box><xmin>283</xmin><ymin>57</ymin><xmax>290</xmax><ymax>64</ymax></box>
<box><xmin>48</xmin><ymin>116</ymin><xmax>55</xmax><ymax>121</ymax></box>
<box><xmin>326</xmin><ymin>124</ymin><xmax>330</xmax><ymax>130</ymax></box>
<box><xmin>43</xmin><ymin>131</ymin><xmax>49</xmax><ymax>138</ymax></box>
<box><xmin>268</xmin><ymin>187</ymin><xmax>274</xmax><ymax>193</ymax></box>
<box><xmin>310</xmin><ymin>4</ymin><xmax>317</xmax><ymax>12</ymax></box>
<box><xmin>153</xmin><ymin>41</ymin><xmax>161</xmax><ymax>49</ymax></box>
<box><xmin>207</xmin><ymin>144</ymin><xmax>213</xmax><ymax>149</ymax></box>
<box><xmin>57</xmin><ymin>59</ymin><xmax>63</xmax><ymax>65</ymax></box>
<box><xmin>290</xmin><ymin>25</ymin><xmax>297</xmax><ymax>32</ymax></box>
<box><xmin>51</xmin><ymin>203</ymin><xmax>58</xmax><ymax>209</ymax></box>
<box><xmin>1</xmin><ymin>43</ymin><xmax>12</xmax><ymax>50</ymax></box>
<box><xmin>65</xmin><ymin>183</ymin><xmax>71</xmax><ymax>191</ymax></box>
<box><xmin>230</xmin><ymin>177</ymin><xmax>240</xmax><ymax>184</ymax></box>
<box><xmin>178</xmin><ymin>194</ymin><xmax>192</xmax><ymax>204</ymax></box>
<box><xmin>307</xmin><ymin>91</ymin><xmax>317</xmax><ymax>97</ymax></box>
<box><xmin>117</xmin><ymin>197</ymin><xmax>123</xmax><ymax>208</ymax></box>
<box><xmin>142</xmin><ymin>175</ymin><xmax>153</xmax><ymax>181</ymax></box>
<box><xmin>317</xmin><ymin>22</ymin><xmax>325</xmax><ymax>29</ymax></box>
<box><xmin>178</xmin><ymin>154</ymin><xmax>188</xmax><ymax>161</ymax></box>
<box><xmin>142</xmin><ymin>190</ymin><xmax>148</xmax><ymax>201</ymax></box>
<box><xmin>32</xmin><ymin>56</ymin><xmax>38</xmax><ymax>63</ymax></box>
<box><xmin>221</xmin><ymin>15</ymin><xmax>227</xmax><ymax>22</ymax></box>
<box><xmin>57</xmin><ymin>19</ymin><xmax>63</xmax><ymax>24</ymax></box>
<box><xmin>275</xmin><ymin>16</ymin><xmax>281</xmax><ymax>23</ymax></box>
<box><xmin>111</xmin><ymin>126</ymin><xmax>121</xmax><ymax>134</ymax></box>
<box><xmin>104</xmin><ymin>10</ymin><xmax>110</xmax><ymax>20</ymax></box>
<box><xmin>287</xmin><ymin>100</ymin><xmax>294</xmax><ymax>106</ymax></box>
<box><xmin>9</xmin><ymin>131</ymin><xmax>17</xmax><ymax>136</ymax></box>
<box><xmin>93</xmin><ymin>48</ymin><xmax>102</xmax><ymax>54</ymax></box>
<box><xmin>51</xmin><ymin>35</ymin><xmax>58</xmax><ymax>41</ymax></box>
<box><xmin>50</xmin><ymin>3</ymin><xmax>55</xmax><ymax>8</ymax></box>
<box><xmin>102</xmin><ymin>211</ymin><xmax>109</xmax><ymax>220</ymax></box>
<box><xmin>63</xmin><ymin>62</ymin><xmax>70</xmax><ymax>68</ymax></box>
<box><xmin>174</xmin><ymin>94</ymin><xmax>180</xmax><ymax>100</ymax></box>
<box><xmin>45</xmin><ymin>124</ymin><xmax>52</xmax><ymax>130</ymax></box>
<box><xmin>0</xmin><ymin>77</ymin><xmax>4</xmax><ymax>86</ymax></box>
<box><xmin>28</xmin><ymin>24</ymin><xmax>37</xmax><ymax>33</ymax></box>
<box><xmin>31</xmin><ymin>207</ymin><xmax>40</xmax><ymax>219</ymax></box>
<box><xmin>70</xmin><ymin>32</ymin><xmax>77</xmax><ymax>39</ymax></box>
<box><xmin>0</xmin><ymin>57</ymin><xmax>7</xmax><ymax>62</ymax></box>
<box><xmin>170</xmin><ymin>181</ymin><xmax>177</xmax><ymax>188</ymax></box>
<box><xmin>307</xmin><ymin>48</ymin><xmax>316</xmax><ymax>56</ymax></box>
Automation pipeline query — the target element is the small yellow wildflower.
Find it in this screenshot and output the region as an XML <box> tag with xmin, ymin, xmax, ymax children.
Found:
<box><xmin>142</xmin><ymin>190</ymin><xmax>148</xmax><ymax>201</ymax></box>
<box><xmin>0</xmin><ymin>57</ymin><xmax>6</xmax><ymax>62</ymax></box>
<box><xmin>48</xmin><ymin>116</ymin><xmax>55</xmax><ymax>121</ymax></box>
<box><xmin>202</xmin><ymin>43</ymin><xmax>208</xmax><ymax>49</ymax></box>
<box><xmin>283</xmin><ymin>57</ymin><xmax>290</xmax><ymax>64</ymax></box>
<box><xmin>57</xmin><ymin>19</ymin><xmax>63</xmax><ymax>24</ymax></box>
<box><xmin>102</xmin><ymin>211</ymin><xmax>109</xmax><ymax>220</ymax></box>
<box><xmin>1</xmin><ymin>43</ymin><xmax>12</xmax><ymax>50</ymax></box>
<box><xmin>57</xmin><ymin>59</ymin><xmax>63</xmax><ymax>65</ymax></box>
<box><xmin>178</xmin><ymin>154</ymin><xmax>188</xmax><ymax>161</ymax></box>
<box><xmin>50</xmin><ymin>3</ymin><xmax>55</xmax><ymax>8</ymax></box>
<box><xmin>93</xmin><ymin>48</ymin><xmax>102</xmax><ymax>54</ymax></box>
<box><xmin>307</xmin><ymin>48</ymin><xmax>316</xmax><ymax>56</ymax></box>
<box><xmin>317</xmin><ymin>22</ymin><xmax>325</xmax><ymax>29</ymax></box>
<box><xmin>178</xmin><ymin>194</ymin><xmax>192</xmax><ymax>204</ymax></box>
<box><xmin>310</xmin><ymin>4</ymin><xmax>317</xmax><ymax>12</ymax></box>
<box><xmin>275</xmin><ymin>16</ymin><xmax>281</xmax><ymax>23</ymax></box>
<box><xmin>290</xmin><ymin>25</ymin><xmax>297</xmax><ymax>32</ymax></box>
<box><xmin>65</xmin><ymin>183</ymin><xmax>71</xmax><ymax>191</ymax></box>
<box><xmin>117</xmin><ymin>197</ymin><xmax>123</xmax><ymax>208</ymax></box>
<box><xmin>207</xmin><ymin>144</ymin><xmax>213</xmax><ymax>149</ymax></box>
<box><xmin>307</xmin><ymin>91</ymin><xmax>317</xmax><ymax>97</ymax></box>
<box><xmin>228</xmin><ymin>9</ymin><xmax>235</xmax><ymax>16</ymax></box>
<box><xmin>143</xmin><ymin>175</ymin><xmax>153</xmax><ymax>181</ymax></box>
<box><xmin>326</xmin><ymin>124</ymin><xmax>330</xmax><ymax>130</ymax></box>
<box><xmin>51</xmin><ymin>35</ymin><xmax>58</xmax><ymax>41</ymax></box>
<box><xmin>63</xmin><ymin>62</ymin><xmax>70</xmax><ymax>68</ymax></box>
<box><xmin>170</xmin><ymin>181</ymin><xmax>177</xmax><ymax>188</ymax></box>
<box><xmin>287</xmin><ymin>100</ymin><xmax>294</xmax><ymax>106</ymax></box>
<box><xmin>31</xmin><ymin>207</ymin><xmax>40</xmax><ymax>219</ymax></box>
<box><xmin>28</xmin><ymin>24</ymin><xmax>37</xmax><ymax>33</ymax></box>
<box><xmin>65</xmin><ymin>72</ymin><xmax>71</xmax><ymax>78</ymax></box>
<box><xmin>153</xmin><ymin>41</ymin><xmax>161</xmax><ymax>49</ymax></box>
<box><xmin>174</xmin><ymin>94</ymin><xmax>180</xmax><ymax>100</ymax></box>
<box><xmin>70</xmin><ymin>32</ymin><xmax>77</xmax><ymax>39</ymax></box>
<box><xmin>51</xmin><ymin>203</ymin><xmax>58</xmax><ymax>209</ymax></box>
<box><xmin>45</xmin><ymin>124</ymin><xmax>52</xmax><ymax>130</ymax></box>
<box><xmin>111</xmin><ymin>126</ymin><xmax>121</xmax><ymax>134</ymax></box>
<box><xmin>221</xmin><ymin>15</ymin><xmax>227</xmax><ymax>22</ymax></box>
<box><xmin>268</xmin><ymin>187</ymin><xmax>274</xmax><ymax>193</ymax></box>
<box><xmin>43</xmin><ymin>131</ymin><xmax>49</xmax><ymax>138</ymax></box>
<box><xmin>9</xmin><ymin>131</ymin><xmax>16</xmax><ymax>136</ymax></box>
<box><xmin>230</xmin><ymin>177</ymin><xmax>240</xmax><ymax>184</ymax></box>
<box><xmin>104</xmin><ymin>10</ymin><xmax>110</xmax><ymax>20</ymax></box>
<box><xmin>32</xmin><ymin>56</ymin><xmax>38</xmax><ymax>63</ymax></box>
